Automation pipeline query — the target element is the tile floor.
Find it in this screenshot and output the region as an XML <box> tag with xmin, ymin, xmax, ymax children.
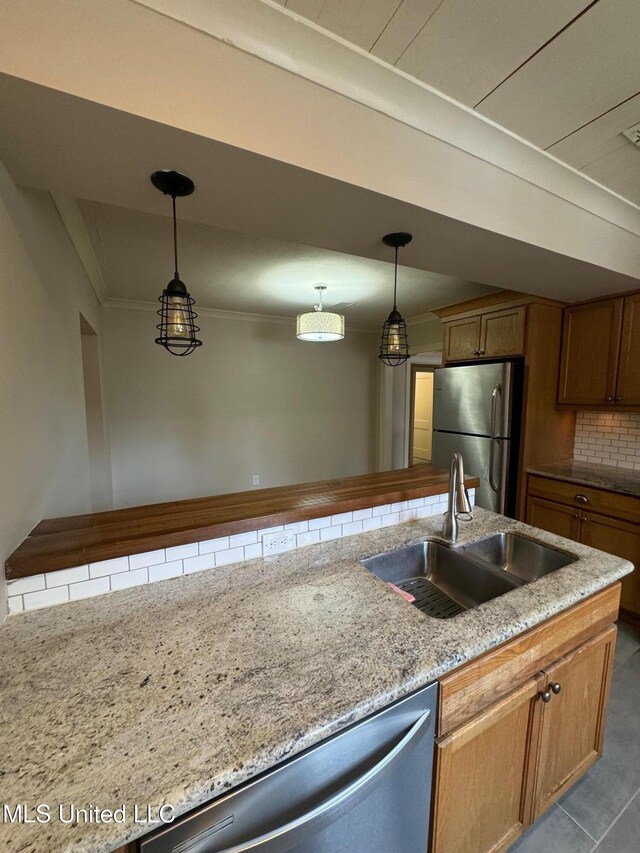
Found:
<box><xmin>510</xmin><ymin>621</ymin><xmax>640</xmax><ymax>853</ymax></box>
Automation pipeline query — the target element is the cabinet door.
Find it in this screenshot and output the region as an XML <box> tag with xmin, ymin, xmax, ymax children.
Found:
<box><xmin>580</xmin><ymin>511</ymin><xmax>640</xmax><ymax>621</ymax></box>
<box><xmin>616</xmin><ymin>293</ymin><xmax>640</xmax><ymax>406</ymax></box>
<box><xmin>525</xmin><ymin>496</ymin><xmax>581</xmax><ymax>541</ymax></box>
<box><xmin>532</xmin><ymin>627</ymin><xmax>616</xmax><ymax>820</ymax></box>
<box><xmin>479</xmin><ymin>306</ymin><xmax>526</xmax><ymax>358</ymax></box>
<box><xmin>443</xmin><ymin>316</ymin><xmax>481</xmax><ymax>362</ymax></box>
<box><xmin>432</xmin><ymin>678</ymin><xmax>542</xmax><ymax>853</ymax></box>
<box><xmin>558</xmin><ymin>299</ymin><xmax>623</xmax><ymax>405</ymax></box>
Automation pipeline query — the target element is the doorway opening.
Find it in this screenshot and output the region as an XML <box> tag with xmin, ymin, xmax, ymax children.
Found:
<box><xmin>80</xmin><ymin>314</ymin><xmax>113</xmax><ymax>511</ymax></box>
<box><xmin>409</xmin><ymin>366</ymin><xmax>435</xmax><ymax>466</ymax></box>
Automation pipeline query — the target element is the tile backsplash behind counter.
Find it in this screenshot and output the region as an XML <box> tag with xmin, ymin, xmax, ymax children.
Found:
<box><xmin>574</xmin><ymin>412</ymin><xmax>640</xmax><ymax>470</ymax></box>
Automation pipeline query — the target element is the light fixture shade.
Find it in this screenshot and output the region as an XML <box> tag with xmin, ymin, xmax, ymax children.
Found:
<box><xmin>155</xmin><ymin>277</ymin><xmax>203</xmax><ymax>356</ymax></box>
<box><xmin>379</xmin><ymin>308</ymin><xmax>409</xmax><ymax>366</ymax></box>
<box><xmin>296</xmin><ymin>310</ymin><xmax>345</xmax><ymax>341</ymax></box>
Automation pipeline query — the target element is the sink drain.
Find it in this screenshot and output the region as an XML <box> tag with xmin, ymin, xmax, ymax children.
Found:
<box><xmin>395</xmin><ymin>577</ymin><xmax>465</xmax><ymax>619</ymax></box>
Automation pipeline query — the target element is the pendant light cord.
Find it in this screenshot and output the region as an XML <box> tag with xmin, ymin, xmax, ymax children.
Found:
<box><xmin>172</xmin><ymin>194</ymin><xmax>179</xmax><ymax>279</ymax></box>
<box><xmin>393</xmin><ymin>246</ymin><xmax>398</xmax><ymax>310</ymax></box>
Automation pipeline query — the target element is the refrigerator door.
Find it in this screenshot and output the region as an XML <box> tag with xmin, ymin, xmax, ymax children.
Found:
<box><xmin>433</xmin><ymin>363</ymin><xmax>514</xmax><ymax>438</ymax></box>
<box><xmin>432</xmin><ymin>431</ymin><xmax>509</xmax><ymax>514</ymax></box>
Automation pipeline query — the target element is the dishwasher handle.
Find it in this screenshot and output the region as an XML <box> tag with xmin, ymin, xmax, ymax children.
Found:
<box><xmin>220</xmin><ymin>710</ymin><xmax>432</xmax><ymax>853</ymax></box>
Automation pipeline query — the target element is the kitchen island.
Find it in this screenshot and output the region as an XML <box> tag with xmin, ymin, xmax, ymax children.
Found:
<box><xmin>0</xmin><ymin>508</ymin><xmax>632</xmax><ymax>852</ymax></box>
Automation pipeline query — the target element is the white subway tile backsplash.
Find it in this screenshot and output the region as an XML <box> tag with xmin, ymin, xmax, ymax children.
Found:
<box><xmin>90</xmin><ymin>556</ymin><xmax>129</xmax><ymax>578</ymax></box>
<box><xmin>46</xmin><ymin>565</ymin><xmax>89</xmax><ymax>588</ymax></box>
<box><xmin>215</xmin><ymin>547</ymin><xmax>245</xmax><ymax>567</ymax></box>
<box><xmin>70</xmin><ymin>577</ymin><xmax>110</xmax><ymax>600</ymax></box>
<box><xmin>111</xmin><ymin>568</ymin><xmax>148</xmax><ymax>590</ymax></box>
<box><xmin>342</xmin><ymin>520</ymin><xmax>363</xmax><ymax>537</ymax></box>
<box><xmin>7</xmin><ymin>596</ymin><xmax>24</xmax><ymax>614</ymax></box>
<box><xmin>23</xmin><ymin>586</ymin><xmax>69</xmax><ymax>610</ymax></box>
<box><xmin>10</xmin><ymin>488</ymin><xmax>459</xmax><ymax>615</ymax></box>
<box><xmin>129</xmin><ymin>549</ymin><xmax>165</xmax><ymax>570</ymax></box>
<box><xmin>574</xmin><ymin>412</ymin><xmax>640</xmax><ymax>468</ymax></box>
<box><xmin>148</xmin><ymin>560</ymin><xmax>184</xmax><ymax>582</ymax></box>
<box><xmin>184</xmin><ymin>553</ymin><xmax>215</xmax><ymax>574</ymax></box>
<box><xmin>198</xmin><ymin>536</ymin><xmax>229</xmax><ymax>555</ymax></box>
<box><xmin>7</xmin><ymin>574</ymin><xmax>46</xmax><ymax>596</ymax></box>
<box><xmin>165</xmin><ymin>543</ymin><xmax>199</xmax><ymax>561</ymax></box>
<box><xmin>296</xmin><ymin>530</ymin><xmax>321</xmax><ymax>547</ymax></box>
<box><xmin>229</xmin><ymin>531</ymin><xmax>258</xmax><ymax>548</ymax></box>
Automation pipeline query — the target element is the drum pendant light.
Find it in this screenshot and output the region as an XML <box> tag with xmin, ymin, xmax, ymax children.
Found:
<box><xmin>151</xmin><ymin>170</ymin><xmax>202</xmax><ymax>356</ymax></box>
<box><xmin>296</xmin><ymin>285</ymin><xmax>345</xmax><ymax>341</ymax></box>
<box><xmin>378</xmin><ymin>232</ymin><xmax>412</xmax><ymax>366</ymax></box>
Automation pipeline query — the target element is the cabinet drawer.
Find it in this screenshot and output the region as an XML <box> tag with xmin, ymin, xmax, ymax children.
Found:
<box><xmin>438</xmin><ymin>584</ymin><xmax>620</xmax><ymax>734</ymax></box>
<box><xmin>527</xmin><ymin>475</ymin><xmax>640</xmax><ymax>524</ymax></box>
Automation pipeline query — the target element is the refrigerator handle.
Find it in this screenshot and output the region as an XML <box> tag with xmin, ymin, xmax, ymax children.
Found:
<box><xmin>489</xmin><ymin>384</ymin><xmax>502</xmax><ymax>493</ymax></box>
<box><xmin>490</xmin><ymin>383</ymin><xmax>502</xmax><ymax>439</ymax></box>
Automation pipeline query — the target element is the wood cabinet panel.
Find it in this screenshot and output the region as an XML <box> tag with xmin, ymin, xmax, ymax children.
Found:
<box><xmin>527</xmin><ymin>475</ymin><xmax>640</xmax><ymax>524</ymax></box>
<box><xmin>558</xmin><ymin>298</ymin><xmax>623</xmax><ymax>405</ymax></box>
<box><xmin>443</xmin><ymin>316</ymin><xmax>481</xmax><ymax>361</ymax></box>
<box><xmin>580</xmin><ymin>512</ymin><xmax>640</xmax><ymax>624</ymax></box>
<box><xmin>532</xmin><ymin>627</ymin><xmax>616</xmax><ymax>819</ymax></box>
<box><xmin>480</xmin><ymin>305</ymin><xmax>526</xmax><ymax>357</ymax></box>
<box><xmin>526</xmin><ymin>496</ymin><xmax>581</xmax><ymax>541</ymax></box>
<box><xmin>438</xmin><ymin>584</ymin><xmax>620</xmax><ymax>734</ymax></box>
<box><xmin>616</xmin><ymin>293</ymin><xmax>640</xmax><ymax>406</ymax></box>
<box><xmin>432</xmin><ymin>678</ymin><xmax>542</xmax><ymax>853</ymax></box>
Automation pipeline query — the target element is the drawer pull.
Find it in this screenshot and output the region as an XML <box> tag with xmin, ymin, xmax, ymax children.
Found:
<box><xmin>574</xmin><ymin>494</ymin><xmax>589</xmax><ymax>504</ymax></box>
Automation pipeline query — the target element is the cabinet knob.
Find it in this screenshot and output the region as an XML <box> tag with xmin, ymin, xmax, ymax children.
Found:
<box><xmin>615</xmin><ymin>396</ymin><xmax>623</xmax><ymax>402</ymax></box>
<box><xmin>478</xmin><ymin>349</ymin><xmax>486</xmax><ymax>356</ymax></box>
<box><xmin>606</xmin><ymin>396</ymin><xmax>614</xmax><ymax>402</ymax></box>
<box><xmin>550</xmin><ymin>682</ymin><xmax>562</xmax><ymax>695</ymax></box>
<box><xmin>574</xmin><ymin>494</ymin><xmax>589</xmax><ymax>504</ymax></box>
<box><xmin>473</xmin><ymin>350</ymin><xmax>480</xmax><ymax>356</ymax></box>
<box><xmin>540</xmin><ymin>689</ymin><xmax>552</xmax><ymax>703</ymax></box>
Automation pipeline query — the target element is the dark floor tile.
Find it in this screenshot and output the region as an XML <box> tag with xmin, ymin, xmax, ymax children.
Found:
<box><xmin>559</xmin><ymin>650</ymin><xmax>640</xmax><ymax>840</ymax></box>
<box><xmin>614</xmin><ymin>622</ymin><xmax>640</xmax><ymax>670</ymax></box>
<box><xmin>594</xmin><ymin>791</ymin><xmax>640</xmax><ymax>852</ymax></box>
<box><xmin>508</xmin><ymin>806</ymin><xmax>593</xmax><ymax>853</ymax></box>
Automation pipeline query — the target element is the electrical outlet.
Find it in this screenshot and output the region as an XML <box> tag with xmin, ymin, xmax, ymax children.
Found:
<box><xmin>252</xmin><ymin>475</ymin><xmax>260</xmax><ymax>486</ymax></box>
<box><xmin>262</xmin><ymin>530</ymin><xmax>295</xmax><ymax>555</ymax></box>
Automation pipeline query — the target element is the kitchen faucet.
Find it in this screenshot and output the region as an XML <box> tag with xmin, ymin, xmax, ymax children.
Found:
<box><xmin>442</xmin><ymin>452</ymin><xmax>472</xmax><ymax>542</ymax></box>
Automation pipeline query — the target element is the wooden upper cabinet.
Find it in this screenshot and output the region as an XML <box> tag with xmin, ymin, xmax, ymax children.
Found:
<box><xmin>432</xmin><ymin>677</ymin><xmax>543</xmax><ymax>853</ymax></box>
<box><xmin>616</xmin><ymin>293</ymin><xmax>640</xmax><ymax>405</ymax></box>
<box><xmin>479</xmin><ymin>305</ymin><xmax>526</xmax><ymax>358</ymax></box>
<box><xmin>532</xmin><ymin>627</ymin><xmax>615</xmax><ymax>820</ymax></box>
<box><xmin>443</xmin><ymin>316</ymin><xmax>481</xmax><ymax>361</ymax></box>
<box><xmin>558</xmin><ymin>298</ymin><xmax>623</xmax><ymax>405</ymax></box>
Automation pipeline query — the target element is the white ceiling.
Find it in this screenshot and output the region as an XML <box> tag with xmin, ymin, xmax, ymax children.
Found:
<box><xmin>274</xmin><ymin>0</ymin><xmax>640</xmax><ymax>205</ymax></box>
<box><xmin>79</xmin><ymin>198</ymin><xmax>493</xmax><ymax>327</ymax></box>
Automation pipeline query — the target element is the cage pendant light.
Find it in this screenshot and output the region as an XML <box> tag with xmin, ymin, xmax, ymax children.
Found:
<box><xmin>296</xmin><ymin>285</ymin><xmax>345</xmax><ymax>341</ymax></box>
<box><xmin>151</xmin><ymin>170</ymin><xmax>202</xmax><ymax>356</ymax></box>
<box><xmin>378</xmin><ymin>232</ymin><xmax>412</xmax><ymax>366</ymax></box>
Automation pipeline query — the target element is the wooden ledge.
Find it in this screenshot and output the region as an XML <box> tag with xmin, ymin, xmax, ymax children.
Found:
<box><xmin>6</xmin><ymin>465</ymin><xmax>479</xmax><ymax>579</ymax></box>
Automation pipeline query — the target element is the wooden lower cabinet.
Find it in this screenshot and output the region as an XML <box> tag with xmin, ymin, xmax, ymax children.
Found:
<box><xmin>432</xmin><ymin>678</ymin><xmax>542</xmax><ymax>853</ymax></box>
<box><xmin>525</xmin><ymin>496</ymin><xmax>580</xmax><ymax>540</ymax></box>
<box><xmin>531</xmin><ymin>627</ymin><xmax>615</xmax><ymax>819</ymax></box>
<box><xmin>580</xmin><ymin>514</ymin><xmax>640</xmax><ymax>624</ymax></box>
<box><xmin>431</xmin><ymin>597</ymin><xmax>618</xmax><ymax>853</ymax></box>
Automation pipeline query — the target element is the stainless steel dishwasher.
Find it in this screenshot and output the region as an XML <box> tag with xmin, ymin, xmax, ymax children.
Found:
<box><xmin>139</xmin><ymin>681</ymin><xmax>437</xmax><ymax>853</ymax></box>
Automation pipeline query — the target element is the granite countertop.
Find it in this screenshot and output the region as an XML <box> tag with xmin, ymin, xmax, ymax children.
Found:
<box><xmin>0</xmin><ymin>508</ymin><xmax>632</xmax><ymax>853</ymax></box>
<box><xmin>528</xmin><ymin>459</ymin><xmax>640</xmax><ymax>498</ymax></box>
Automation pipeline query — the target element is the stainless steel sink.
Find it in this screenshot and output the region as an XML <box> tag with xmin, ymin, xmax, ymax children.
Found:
<box><xmin>462</xmin><ymin>532</ymin><xmax>577</xmax><ymax>583</ymax></box>
<box><xmin>361</xmin><ymin>541</ymin><xmax>519</xmax><ymax>619</ymax></box>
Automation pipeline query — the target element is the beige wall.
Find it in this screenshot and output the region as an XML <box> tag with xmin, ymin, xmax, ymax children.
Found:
<box><xmin>0</xmin><ymin>163</ymin><xmax>102</xmax><ymax>619</ymax></box>
<box><xmin>102</xmin><ymin>306</ymin><xmax>379</xmax><ymax>507</ymax></box>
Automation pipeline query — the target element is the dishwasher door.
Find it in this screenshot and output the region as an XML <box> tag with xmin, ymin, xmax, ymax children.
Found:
<box><xmin>139</xmin><ymin>681</ymin><xmax>437</xmax><ymax>853</ymax></box>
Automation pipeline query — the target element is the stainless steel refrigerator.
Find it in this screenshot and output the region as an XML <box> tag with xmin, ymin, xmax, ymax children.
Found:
<box><xmin>432</xmin><ymin>361</ymin><xmax>523</xmax><ymax>517</ymax></box>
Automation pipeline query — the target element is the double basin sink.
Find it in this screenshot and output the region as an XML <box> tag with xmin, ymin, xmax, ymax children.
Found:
<box><xmin>361</xmin><ymin>533</ymin><xmax>577</xmax><ymax>620</ymax></box>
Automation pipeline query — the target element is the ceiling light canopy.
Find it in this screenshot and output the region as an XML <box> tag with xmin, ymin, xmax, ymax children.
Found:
<box><xmin>379</xmin><ymin>232</ymin><xmax>412</xmax><ymax>367</ymax></box>
<box><xmin>297</xmin><ymin>285</ymin><xmax>345</xmax><ymax>342</ymax></box>
<box><xmin>151</xmin><ymin>170</ymin><xmax>202</xmax><ymax>356</ymax></box>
